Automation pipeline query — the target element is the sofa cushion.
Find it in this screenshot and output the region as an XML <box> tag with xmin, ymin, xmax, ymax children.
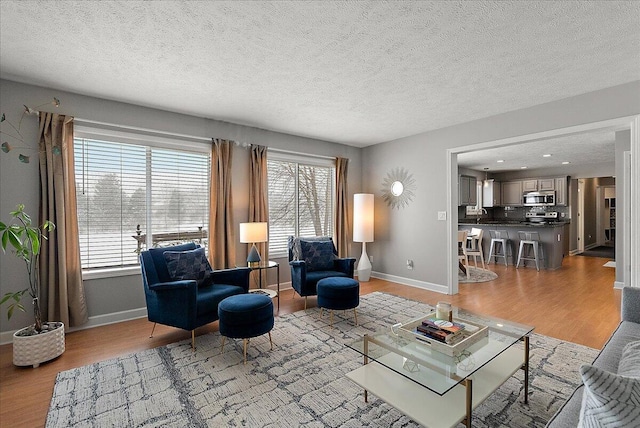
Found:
<box><xmin>299</xmin><ymin>240</ymin><xmax>336</xmax><ymax>272</ymax></box>
<box><xmin>164</xmin><ymin>247</ymin><xmax>212</xmax><ymax>285</ymax></box>
<box><xmin>578</xmin><ymin>364</ymin><xmax>640</xmax><ymax>427</ymax></box>
<box><xmin>618</xmin><ymin>341</ymin><xmax>640</xmax><ymax>378</ymax></box>
<box><xmin>592</xmin><ymin>322</ymin><xmax>640</xmax><ymax>375</ymax></box>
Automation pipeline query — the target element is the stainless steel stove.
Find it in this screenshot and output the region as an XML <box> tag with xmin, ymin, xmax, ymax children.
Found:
<box><xmin>525</xmin><ymin>211</ymin><xmax>558</xmax><ymax>223</ymax></box>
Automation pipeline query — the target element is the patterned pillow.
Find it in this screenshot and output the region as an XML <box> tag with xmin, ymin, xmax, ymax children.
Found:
<box><xmin>578</xmin><ymin>364</ymin><xmax>640</xmax><ymax>427</ymax></box>
<box><xmin>290</xmin><ymin>236</ymin><xmax>333</xmax><ymax>261</ymax></box>
<box><xmin>299</xmin><ymin>240</ymin><xmax>335</xmax><ymax>272</ymax></box>
<box><xmin>618</xmin><ymin>341</ymin><xmax>640</xmax><ymax>378</ymax></box>
<box><xmin>163</xmin><ymin>247</ymin><xmax>212</xmax><ymax>285</ymax></box>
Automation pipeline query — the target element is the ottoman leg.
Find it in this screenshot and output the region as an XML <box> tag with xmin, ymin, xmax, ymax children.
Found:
<box><xmin>243</xmin><ymin>338</ymin><xmax>248</xmax><ymax>365</ymax></box>
<box><xmin>354</xmin><ymin>308</ymin><xmax>358</xmax><ymax>326</ymax></box>
<box><xmin>269</xmin><ymin>331</ymin><xmax>273</xmax><ymax>350</ymax></box>
<box><xmin>330</xmin><ymin>310</ymin><xmax>334</xmax><ymax>328</ymax></box>
<box><xmin>319</xmin><ymin>307</ymin><xmax>324</xmax><ymax>318</ymax></box>
<box><xmin>304</xmin><ymin>296</ymin><xmax>308</xmax><ymax>310</ymax></box>
<box><xmin>191</xmin><ymin>330</ymin><xmax>196</xmax><ymax>351</ymax></box>
<box><xmin>221</xmin><ymin>336</ymin><xmax>226</xmax><ymax>352</ymax></box>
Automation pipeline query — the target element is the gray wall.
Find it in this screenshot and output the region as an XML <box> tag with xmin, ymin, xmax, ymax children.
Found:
<box><xmin>362</xmin><ymin>81</ymin><xmax>640</xmax><ymax>288</ymax></box>
<box><xmin>0</xmin><ymin>79</ymin><xmax>362</xmax><ymax>334</ymax></box>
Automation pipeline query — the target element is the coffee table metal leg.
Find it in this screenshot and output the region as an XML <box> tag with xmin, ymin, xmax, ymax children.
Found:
<box><xmin>364</xmin><ymin>334</ymin><xmax>369</xmax><ymax>403</ymax></box>
<box><xmin>276</xmin><ymin>264</ymin><xmax>280</xmax><ymax>312</ymax></box>
<box><xmin>464</xmin><ymin>378</ymin><xmax>473</xmax><ymax>428</ymax></box>
<box><xmin>522</xmin><ymin>335</ymin><xmax>530</xmax><ymax>404</ymax></box>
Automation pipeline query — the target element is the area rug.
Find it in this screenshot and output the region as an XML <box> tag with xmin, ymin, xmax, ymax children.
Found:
<box><xmin>577</xmin><ymin>245</ymin><xmax>615</xmax><ymax>259</ymax></box>
<box><xmin>459</xmin><ymin>266</ymin><xmax>499</xmax><ymax>283</ymax></box>
<box><xmin>46</xmin><ymin>292</ymin><xmax>597</xmax><ymax>427</ymax></box>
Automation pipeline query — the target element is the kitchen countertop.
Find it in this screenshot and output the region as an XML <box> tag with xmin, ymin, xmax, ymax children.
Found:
<box><xmin>459</xmin><ymin>220</ymin><xmax>570</xmax><ymax>227</ymax></box>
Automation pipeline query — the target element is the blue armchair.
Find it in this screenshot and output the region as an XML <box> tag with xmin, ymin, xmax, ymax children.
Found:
<box><xmin>288</xmin><ymin>236</ymin><xmax>356</xmax><ymax>309</ymax></box>
<box><xmin>139</xmin><ymin>242</ymin><xmax>251</xmax><ymax>349</ymax></box>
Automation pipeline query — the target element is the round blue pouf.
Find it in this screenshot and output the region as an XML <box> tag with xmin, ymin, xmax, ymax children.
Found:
<box><xmin>317</xmin><ymin>277</ymin><xmax>360</xmax><ymax>311</ymax></box>
<box><xmin>218</xmin><ymin>293</ymin><xmax>274</xmax><ymax>339</ymax></box>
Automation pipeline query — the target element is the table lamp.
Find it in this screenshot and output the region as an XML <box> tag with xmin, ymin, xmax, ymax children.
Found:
<box><xmin>353</xmin><ymin>193</ymin><xmax>374</xmax><ymax>281</ymax></box>
<box><xmin>239</xmin><ymin>222</ymin><xmax>268</xmax><ymax>265</ymax></box>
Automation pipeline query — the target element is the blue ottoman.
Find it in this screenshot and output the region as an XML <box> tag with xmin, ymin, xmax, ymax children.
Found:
<box><xmin>218</xmin><ymin>293</ymin><xmax>274</xmax><ymax>364</ymax></box>
<box><xmin>317</xmin><ymin>277</ymin><xmax>360</xmax><ymax>327</ymax></box>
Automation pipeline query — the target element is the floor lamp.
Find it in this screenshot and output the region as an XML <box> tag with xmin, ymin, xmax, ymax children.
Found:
<box><xmin>353</xmin><ymin>193</ymin><xmax>374</xmax><ymax>281</ymax></box>
<box><xmin>239</xmin><ymin>222</ymin><xmax>268</xmax><ymax>266</ymax></box>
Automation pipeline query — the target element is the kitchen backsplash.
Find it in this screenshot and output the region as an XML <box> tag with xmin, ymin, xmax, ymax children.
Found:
<box><xmin>459</xmin><ymin>205</ymin><xmax>570</xmax><ymax>221</ymax></box>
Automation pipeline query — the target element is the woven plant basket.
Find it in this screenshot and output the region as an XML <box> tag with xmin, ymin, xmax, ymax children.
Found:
<box><xmin>13</xmin><ymin>322</ymin><xmax>65</xmax><ymax>368</ymax></box>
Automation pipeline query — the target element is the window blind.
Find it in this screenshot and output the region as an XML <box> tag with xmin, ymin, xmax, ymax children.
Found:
<box><xmin>74</xmin><ymin>136</ymin><xmax>210</xmax><ymax>270</ymax></box>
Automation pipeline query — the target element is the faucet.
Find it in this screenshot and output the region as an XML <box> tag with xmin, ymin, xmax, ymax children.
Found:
<box><xmin>476</xmin><ymin>208</ymin><xmax>488</xmax><ymax>224</ymax></box>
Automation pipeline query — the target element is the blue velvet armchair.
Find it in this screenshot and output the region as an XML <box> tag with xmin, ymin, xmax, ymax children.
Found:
<box><xmin>288</xmin><ymin>236</ymin><xmax>356</xmax><ymax>309</ymax></box>
<box><xmin>139</xmin><ymin>242</ymin><xmax>251</xmax><ymax>349</ymax></box>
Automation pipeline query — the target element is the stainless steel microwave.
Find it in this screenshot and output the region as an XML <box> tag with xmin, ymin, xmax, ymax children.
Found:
<box><xmin>523</xmin><ymin>191</ymin><xmax>556</xmax><ymax>206</ymax></box>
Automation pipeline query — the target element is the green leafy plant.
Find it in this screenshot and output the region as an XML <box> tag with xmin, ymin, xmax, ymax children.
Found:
<box><xmin>0</xmin><ymin>204</ymin><xmax>55</xmax><ymax>332</ymax></box>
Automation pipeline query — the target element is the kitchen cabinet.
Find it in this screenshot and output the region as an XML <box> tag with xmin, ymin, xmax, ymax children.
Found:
<box><xmin>538</xmin><ymin>178</ymin><xmax>555</xmax><ymax>191</ymax></box>
<box><xmin>523</xmin><ymin>178</ymin><xmax>555</xmax><ymax>192</ymax></box>
<box><xmin>482</xmin><ymin>179</ymin><xmax>501</xmax><ymax>207</ymax></box>
<box><xmin>555</xmin><ymin>176</ymin><xmax>568</xmax><ymax>206</ymax></box>
<box><xmin>501</xmin><ymin>181</ymin><xmax>523</xmax><ymax>206</ymax></box>
<box><xmin>458</xmin><ymin>175</ymin><xmax>477</xmax><ymax>206</ymax></box>
<box><xmin>605</xmin><ymin>196</ymin><xmax>616</xmax><ymax>244</ymax></box>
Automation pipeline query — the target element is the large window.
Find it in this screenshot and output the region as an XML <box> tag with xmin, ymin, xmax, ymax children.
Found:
<box><xmin>74</xmin><ymin>128</ymin><xmax>210</xmax><ymax>270</ymax></box>
<box><xmin>267</xmin><ymin>153</ymin><xmax>335</xmax><ymax>257</ymax></box>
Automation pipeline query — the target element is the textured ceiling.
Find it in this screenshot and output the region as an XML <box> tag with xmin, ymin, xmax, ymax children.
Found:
<box><xmin>457</xmin><ymin>129</ymin><xmax>616</xmax><ymax>172</ymax></box>
<box><xmin>0</xmin><ymin>1</ymin><xmax>639</xmax><ymax>148</ymax></box>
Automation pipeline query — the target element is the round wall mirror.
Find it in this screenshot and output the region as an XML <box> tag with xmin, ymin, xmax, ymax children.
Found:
<box><xmin>391</xmin><ymin>181</ymin><xmax>404</xmax><ymax>196</ymax></box>
<box><xmin>381</xmin><ymin>167</ymin><xmax>416</xmax><ymax>209</ymax></box>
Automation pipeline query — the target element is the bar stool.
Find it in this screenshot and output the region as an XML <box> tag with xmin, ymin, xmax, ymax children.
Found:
<box><xmin>516</xmin><ymin>231</ymin><xmax>544</xmax><ymax>271</ymax></box>
<box><xmin>486</xmin><ymin>230</ymin><xmax>510</xmax><ymax>266</ymax></box>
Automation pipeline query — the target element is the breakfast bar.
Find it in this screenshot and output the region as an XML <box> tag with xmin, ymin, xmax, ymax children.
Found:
<box><xmin>458</xmin><ymin>221</ymin><xmax>570</xmax><ymax>270</ymax></box>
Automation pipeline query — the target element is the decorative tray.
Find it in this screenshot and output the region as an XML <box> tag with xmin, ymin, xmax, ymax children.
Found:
<box><xmin>392</xmin><ymin>312</ymin><xmax>489</xmax><ymax>357</ymax></box>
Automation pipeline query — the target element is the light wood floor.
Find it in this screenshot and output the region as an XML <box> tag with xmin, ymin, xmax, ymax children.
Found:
<box><xmin>0</xmin><ymin>254</ymin><xmax>619</xmax><ymax>427</ymax></box>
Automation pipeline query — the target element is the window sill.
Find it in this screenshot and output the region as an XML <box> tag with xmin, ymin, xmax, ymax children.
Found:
<box><xmin>82</xmin><ymin>266</ymin><xmax>141</xmax><ymax>281</ymax></box>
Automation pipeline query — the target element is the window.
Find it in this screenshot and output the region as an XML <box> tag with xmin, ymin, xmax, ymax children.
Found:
<box><xmin>267</xmin><ymin>153</ymin><xmax>335</xmax><ymax>257</ymax></box>
<box><xmin>74</xmin><ymin>128</ymin><xmax>210</xmax><ymax>270</ymax></box>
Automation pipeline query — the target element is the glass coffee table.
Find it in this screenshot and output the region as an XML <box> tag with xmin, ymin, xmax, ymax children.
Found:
<box><xmin>345</xmin><ymin>306</ymin><xmax>534</xmax><ymax>428</ymax></box>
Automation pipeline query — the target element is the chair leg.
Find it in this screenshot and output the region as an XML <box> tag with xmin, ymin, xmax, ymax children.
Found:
<box><xmin>330</xmin><ymin>310</ymin><xmax>334</xmax><ymax>327</ymax></box>
<box><xmin>268</xmin><ymin>331</ymin><xmax>273</xmax><ymax>350</ymax></box>
<box><xmin>354</xmin><ymin>308</ymin><xmax>358</xmax><ymax>326</ymax></box>
<box><xmin>304</xmin><ymin>296</ymin><xmax>307</xmax><ymax>310</ymax></box>
<box><xmin>533</xmin><ymin>243</ymin><xmax>540</xmax><ymax>271</ymax></box>
<box><xmin>243</xmin><ymin>339</ymin><xmax>248</xmax><ymax>365</ymax></box>
<box><xmin>319</xmin><ymin>307</ymin><xmax>324</xmax><ymax>318</ymax></box>
<box><xmin>220</xmin><ymin>335</ymin><xmax>226</xmax><ymax>352</ymax></box>
<box><xmin>149</xmin><ymin>322</ymin><xmax>157</xmax><ymax>338</ymax></box>
<box><xmin>191</xmin><ymin>330</ymin><xmax>195</xmax><ymax>351</ymax></box>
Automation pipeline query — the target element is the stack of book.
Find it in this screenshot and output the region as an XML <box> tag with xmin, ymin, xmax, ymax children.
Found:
<box><xmin>415</xmin><ymin>318</ymin><xmax>466</xmax><ymax>344</ymax></box>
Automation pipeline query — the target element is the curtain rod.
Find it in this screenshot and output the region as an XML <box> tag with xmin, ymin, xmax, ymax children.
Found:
<box><xmin>74</xmin><ymin>117</ymin><xmax>212</xmax><ymax>143</ymax></box>
<box><xmin>268</xmin><ymin>147</ymin><xmax>335</xmax><ymax>161</ymax></box>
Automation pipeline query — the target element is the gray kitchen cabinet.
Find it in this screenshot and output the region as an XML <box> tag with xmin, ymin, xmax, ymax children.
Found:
<box><xmin>555</xmin><ymin>176</ymin><xmax>568</xmax><ymax>206</ymax></box>
<box><xmin>482</xmin><ymin>179</ymin><xmax>501</xmax><ymax>207</ymax></box>
<box><xmin>538</xmin><ymin>178</ymin><xmax>555</xmax><ymax>191</ymax></box>
<box><xmin>501</xmin><ymin>180</ymin><xmax>523</xmax><ymax>206</ymax></box>
<box><xmin>458</xmin><ymin>175</ymin><xmax>477</xmax><ymax>206</ymax></box>
<box><xmin>522</xmin><ymin>179</ymin><xmax>538</xmax><ymax>192</ymax></box>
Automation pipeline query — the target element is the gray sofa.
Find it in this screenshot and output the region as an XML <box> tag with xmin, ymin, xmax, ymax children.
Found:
<box><xmin>546</xmin><ymin>286</ymin><xmax>640</xmax><ymax>427</ymax></box>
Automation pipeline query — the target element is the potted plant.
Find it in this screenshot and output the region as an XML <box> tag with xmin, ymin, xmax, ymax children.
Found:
<box><xmin>0</xmin><ymin>204</ymin><xmax>65</xmax><ymax>367</ymax></box>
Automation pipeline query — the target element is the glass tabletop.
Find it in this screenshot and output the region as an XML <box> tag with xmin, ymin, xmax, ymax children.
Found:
<box><xmin>345</xmin><ymin>306</ymin><xmax>534</xmax><ymax>396</ymax></box>
<box><xmin>238</xmin><ymin>260</ymin><xmax>279</xmax><ymax>269</ymax></box>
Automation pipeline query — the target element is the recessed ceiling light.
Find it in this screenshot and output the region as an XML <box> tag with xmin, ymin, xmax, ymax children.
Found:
<box><xmin>520</xmin><ymin>166</ymin><xmax>527</xmax><ymax>169</ymax></box>
<box><xmin>542</xmin><ymin>154</ymin><xmax>552</xmax><ymax>157</ymax></box>
<box><xmin>497</xmin><ymin>160</ymin><xmax>504</xmax><ymax>163</ymax></box>
<box><xmin>562</xmin><ymin>161</ymin><xmax>570</xmax><ymax>165</ymax></box>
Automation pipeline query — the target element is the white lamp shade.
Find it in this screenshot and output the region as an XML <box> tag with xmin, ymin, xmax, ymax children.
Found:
<box><xmin>353</xmin><ymin>193</ymin><xmax>374</xmax><ymax>243</ymax></box>
<box><xmin>239</xmin><ymin>222</ymin><xmax>268</xmax><ymax>243</ymax></box>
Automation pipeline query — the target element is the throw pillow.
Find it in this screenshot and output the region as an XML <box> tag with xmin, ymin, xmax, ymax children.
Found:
<box><xmin>291</xmin><ymin>236</ymin><xmax>333</xmax><ymax>261</ymax></box>
<box><xmin>578</xmin><ymin>364</ymin><xmax>640</xmax><ymax>427</ymax></box>
<box><xmin>299</xmin><ymin>239</ymin><xmax>335</xmax><ymax>272</ymax></box>
<box><xmin>163</xmin><ymin>247</ymin><xmax>212</xmax><ymax>286</ymax></box>
<box><xmin>618</xmin><ymin>341</ymin><xmax>640</xmax><ymax>378</ymax></box>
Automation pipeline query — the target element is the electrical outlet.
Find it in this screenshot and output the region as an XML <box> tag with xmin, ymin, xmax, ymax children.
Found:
<box><xmin>437</xmin><ymin>211</ymin><xmax>446</xmax><ymax>221</ymax></box>
<box><xmin>406</xmin><ymin>259</ymin><xmax>413</xmax><ymax>270</ymax></box>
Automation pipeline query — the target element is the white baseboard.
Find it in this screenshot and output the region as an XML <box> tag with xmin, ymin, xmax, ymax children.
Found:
<box><xmin>614</xmin><ymin>281</ymin><xmax>625</xmax><ymax>290</ymax></box>
<box><xmin>584</xmin><ymin>243</ymin><xmax>600</xmax><ymax>251</ymax></box>
<box><xmin>370</xmin><ymin>271</ymin><xmax>448</xmax><ymax>294</ymax></box>
<box><xmin>0</xmin><ymin>307</ymin><xmax>148</xmax><ymax>346</ymax></box>
<box><xmin>569</xmin><ymin>249</ymin><xmax>581</xmax><ymax>256</ymax></box>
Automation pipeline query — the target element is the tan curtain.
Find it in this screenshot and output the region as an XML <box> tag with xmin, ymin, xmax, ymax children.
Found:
<box><xmin>38</xmin><ymin>113</ymin><xmax>88</xmax><ymax>328</ymax></box>
<box><xmin>209</xmin><ymin>139</ymin><xmax>235</xmax><ymax>268</ymax></box>
<box><xmin>249</xmin><ymin>145</ymin><xmax>269</xmax><ymax>283</ymax></box>
<box><xmin>335</xmin><ymin>157</ymin><xmax>350</xmax><ymax>258</ymax></box>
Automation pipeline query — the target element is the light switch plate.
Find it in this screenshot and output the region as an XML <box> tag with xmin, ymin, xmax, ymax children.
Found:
<box><xmin>437</xmin><ymin>211</ymin><xmax>447</xmax><ymax>221</ymax></box>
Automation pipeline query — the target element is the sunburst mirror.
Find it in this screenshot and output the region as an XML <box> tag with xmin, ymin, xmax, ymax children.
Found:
<box><xmin>381</xmin><ymin>167</ymin><xmax>416</xmax><ymax>209</ymax></box>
